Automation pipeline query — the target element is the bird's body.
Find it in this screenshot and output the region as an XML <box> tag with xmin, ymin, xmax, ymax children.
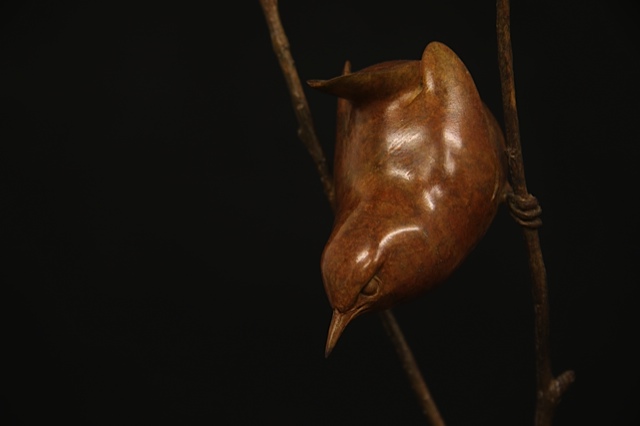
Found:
<box><xmin>308</xmin><ymin>42</ymin><xmax>509</xmax><ymax>356</ymax></box>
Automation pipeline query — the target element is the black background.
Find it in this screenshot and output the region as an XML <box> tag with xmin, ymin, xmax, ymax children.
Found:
<box><xmin>1</xmin><ymin>1</ymin><xmax>638</xmax><ymax>425</ymax></box>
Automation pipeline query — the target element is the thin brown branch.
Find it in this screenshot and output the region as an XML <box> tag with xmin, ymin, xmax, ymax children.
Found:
<box><xmin>258</xmin><ymin>1</ymin><xmax>445</xmax><ymax>424</ymax></box>
<box><xmin>258</xmin><ymin>0</ymin><xmax>334</xmax><ymax>210</ymax></box>
<box><xmin>495</xmin><ymin>1</ymin><xmax>575</xmax><ymax>425</ymax></box>
<box><xmin>380</xmin><ymin>310</ymin><xmax>445</xmax><ymax>426</ymax></box>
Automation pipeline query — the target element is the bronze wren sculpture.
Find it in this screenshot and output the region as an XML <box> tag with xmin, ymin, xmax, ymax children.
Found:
<box><xmin>308</xmin><ymin>42</ymin><xmax>510</xmax><ymax>357</ymax></box>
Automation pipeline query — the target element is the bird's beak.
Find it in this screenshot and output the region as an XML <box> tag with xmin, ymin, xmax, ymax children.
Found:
<box><xmin>325</xmin><ymin>308</ymin><xmax>358</xmax><ymax>358</ymax></box>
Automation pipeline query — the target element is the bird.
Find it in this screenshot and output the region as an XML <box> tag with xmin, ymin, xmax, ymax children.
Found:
<box><xmin>308</xmin><ymin>41</ymin><xmax>510</xmax><ymax>357</ymax></box>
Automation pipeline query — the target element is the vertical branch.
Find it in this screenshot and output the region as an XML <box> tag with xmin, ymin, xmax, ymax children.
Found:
<box><xmin>495</xmin><ymin>1</ymin><xmax>575</xmax><ymax>425</ymax></box>
<box><xmin>258</xmin><ymin>1</ymin><xmax>445</xmax><ymax>424</ymax></box>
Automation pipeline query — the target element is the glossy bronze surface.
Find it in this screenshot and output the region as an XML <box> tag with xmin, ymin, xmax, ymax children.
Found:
<box><xmin>309</xmin><ymin>42</ymin><xmax>509</xmax><ymax>356</ymax></box>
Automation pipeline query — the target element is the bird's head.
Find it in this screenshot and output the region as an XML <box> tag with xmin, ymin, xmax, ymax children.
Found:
<box><xmin>320</xmin><ymin>204</ymin><xmax>433</xmax><ymax>357</ymax></box>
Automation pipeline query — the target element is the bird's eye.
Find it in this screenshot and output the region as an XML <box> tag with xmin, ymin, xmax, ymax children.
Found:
<box><xmin>361</xmin><ymin>276</ymin><xmax>380</xmax><ymax>296</ymax></box>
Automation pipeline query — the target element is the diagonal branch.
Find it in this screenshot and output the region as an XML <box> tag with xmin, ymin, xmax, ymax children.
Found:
<box><xmin>495</xmin><ymin>1</ymin><xmax>575</xmax><ymax>425</ymax></box>
<box><xmin>258</xmin><ymin>0</ymin><xmax>334</xmax><ymax>210</ymax></box>
<box><xmin>258</xmin><ymin>1</ymin><xmax>445</xmax><ymax>425</ymax></box>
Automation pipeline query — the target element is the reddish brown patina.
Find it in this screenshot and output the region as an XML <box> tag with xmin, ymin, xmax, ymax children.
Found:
<box><xmin>309</xmin><ymin>42</ymin><xmax>509</xmax><ymax>357</ymax></box>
